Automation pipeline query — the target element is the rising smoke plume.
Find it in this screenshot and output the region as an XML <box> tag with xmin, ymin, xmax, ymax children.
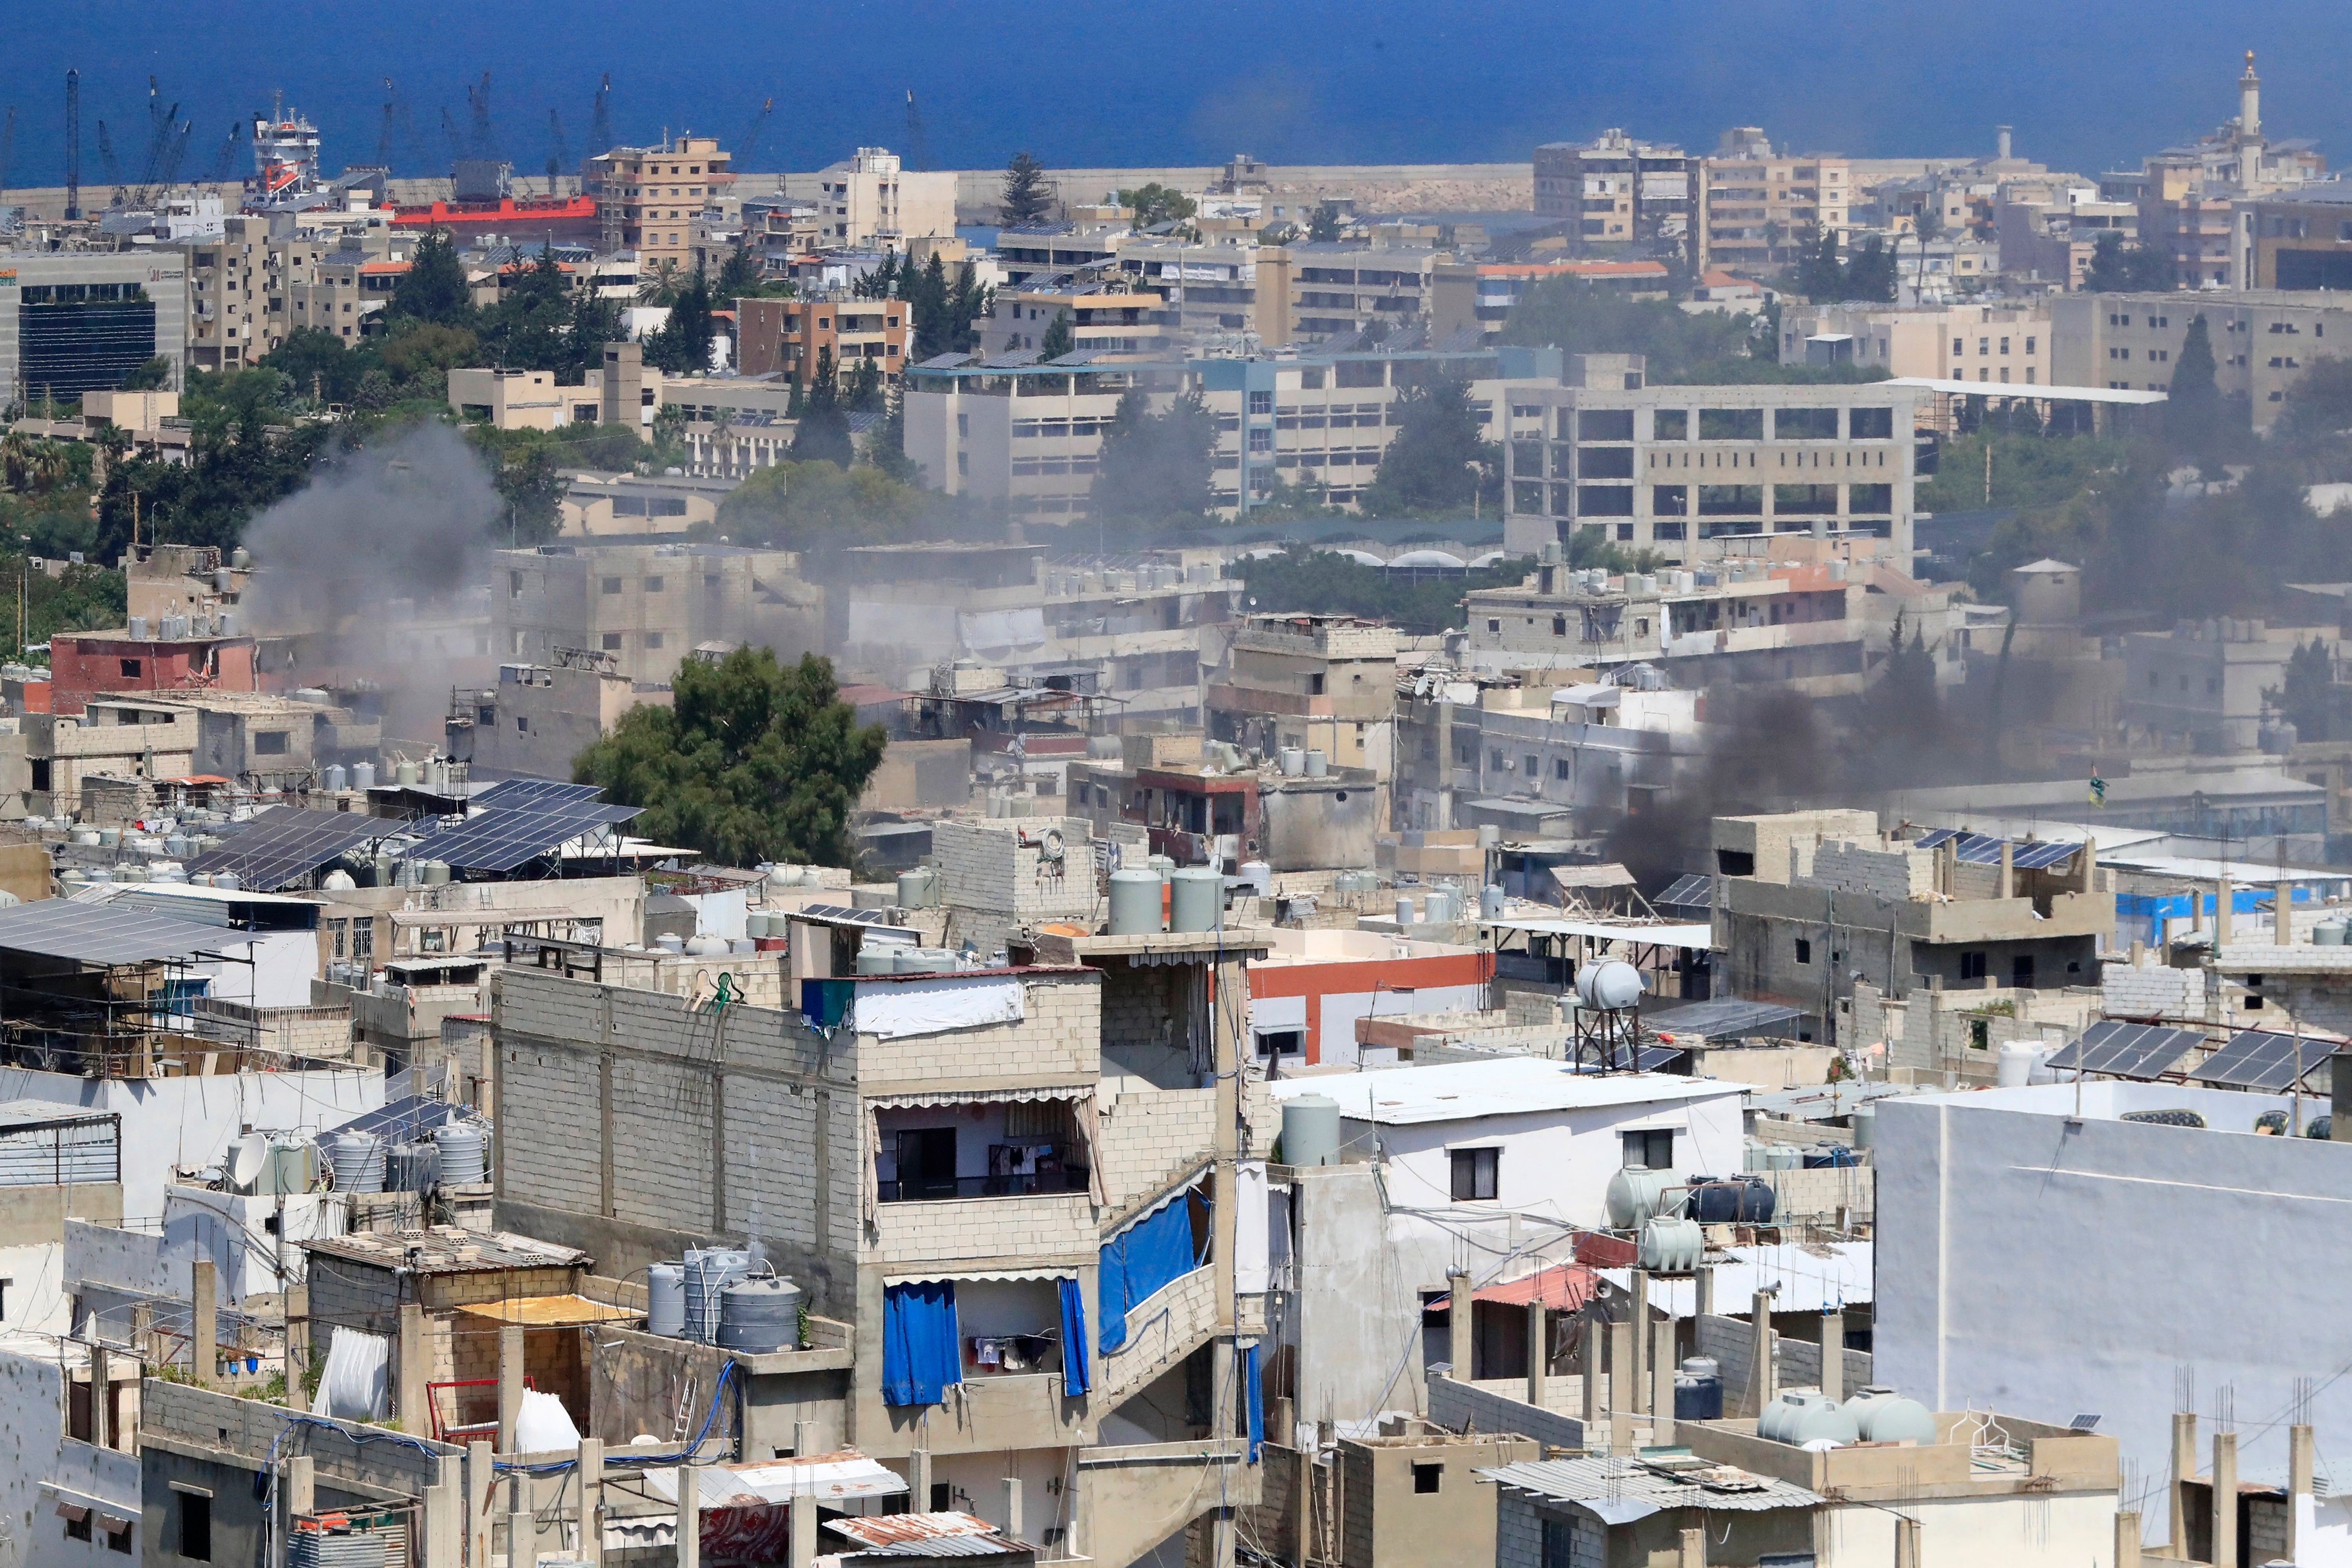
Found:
<box><xmin>236</xmin><ymin>424</ymin><xmax>503</xmax><ymax>742</ymax></box>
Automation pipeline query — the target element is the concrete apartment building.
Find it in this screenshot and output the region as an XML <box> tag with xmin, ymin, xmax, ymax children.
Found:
<box><xmin>905</xmin><ymin>345</ymin><xmax>1514</xmax><ymax>519</ymax></box>
<box><xmin>1532</xmin><ymin>130</ymin><xmax>1695</xmax><ymax>256</ymax></box>
<box><xmin>1497</xmin><ymin>352</ymin><xmax>1922</xmax><ymax>561</ymax></box>
<box><xmin>0</xmin><ymin>252</ymin><xmax>189</xmax><ymax>410</ymax></box>
<box><xmin>1710</xmin><ymin>809</ymin><xmax>2112</xmax><ymax>1040</ymax></box>
<box><xmin>1779</xmin><ymin>301</ymin><xmax>2050</xmax><ymax>384</ymax></box>
<box><xmin>1997</xmin><ymin>191</ymin><xmax>2139</xmax><ymax>289</ymax></box>
<box><xmin>182</xmin><ymin>214</ymin><xmax>405</xmax><ymax>369</ymax></box>
<box><xmin>978</xmin><ymin>273</ymin><xmax>1171</xmax><ymax>359</ymax></box>
<box><xmin>735</xmin><ymin>292</ymin><xmax>910</xmax><ymax>387</ymax></box>
<box><xmin>1457</xmin><ymin>547</ymin><xmax>1983</xmax><ymax>701</ymax></box>
<box><xmin>2239</xmin><ymin>181</ymin><xmax>2352</xmax><ymax>290</ymax></box>
<box><xmin>446</xmin><ymin>652</ymin><xmax>662</xmax><ymax>781</ymax></box>
<box><xmin>493</xmin><ymin>540</ymin><xmax>820</xmax><ymax>685</ymax></box>
<box><xmin>589</xmin><ymin>136</ymin><xmax>734</xmax><ymax>273</ymax></box>
<box><xmin>1116</xmin><ymin>232</ymin><xmax>1263</xmax><ymax>339</ymax></box>
<box><xmin>1251</xmin><ymin>241</ymin><xmax>1439</xmax><ymax>346</ymax></box>
<box><xmin>1201</xmin><ymin>613</ymin><xmax>1398</xmax><ymax>778</ymax></box>
<box><xmin>490</xmin><ymin>894</ymin><xmax>1275</xmax><ymax>1566</ymax></box>
<box><xmin>1430</xmin><ymin>258</ymin><xmax>1670</xmax><ymax>346</ymax></box>
<box><xmin>807</xmin><ymin>146</ymin><xmax>958</xmax><ymax>250</ymax></box>
<box><xmin>2049</xmin><ymin>289</ymin><xmax>2352</xmax><ymax>423</ymax></box>
<box><xmin>2120</xmin><ymin>616</ymin><xmax>2330</xmax><ymax>753</ymax></box>
<box><xmin>1697</xmin><ymin>132</ymin><xmax>1851</xmax><ymax>272</ymax></box>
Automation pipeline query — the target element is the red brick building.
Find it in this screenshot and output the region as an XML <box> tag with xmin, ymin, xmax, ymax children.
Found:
<box><xmin>49</xmin><ymin>629</ymin><xmax>259</xmax><ymax>716</ymax></box>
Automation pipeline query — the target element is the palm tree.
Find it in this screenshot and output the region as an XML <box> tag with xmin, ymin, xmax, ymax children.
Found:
<box><xmin>1910</xmin><ymin>203</ymin><xmax>1945</xmax><ymax>304</ymax></box>
<box><xmin>26</xmin><ymin>442</ymin><xmax>69</xmax><ymax>496</ymax></box>
<box><xmin>0</xmin><ymin>432</ymin><xmax>32</xmax><ymax>493</ymax></box>
<box><xmin>92</xmin><ymin>425</ymin><xmax>131</xmax><ymax>488</ymax></box>
<box><xmin>636</xmin><ymin>258</ymin><xmax>683</xmax><ymax>306</ymax></box>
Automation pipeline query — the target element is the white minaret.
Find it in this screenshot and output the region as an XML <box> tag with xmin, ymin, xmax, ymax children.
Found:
<box><xmin>2239</xmin><ymin>49</ymin><xmax>2262</xmax><ymax>140</ymax></box>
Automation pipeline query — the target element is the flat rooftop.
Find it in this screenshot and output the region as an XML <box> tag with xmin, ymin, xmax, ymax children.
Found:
<box><xmin>1267</xmin><ymin>1056</ymin><xmax>1741</xmax><ymax>1126</ymax></box>
<box><xmin>303</xmin><ymin>1226</ymin><xmax>591</xmax><ymax>1274</ymax></box>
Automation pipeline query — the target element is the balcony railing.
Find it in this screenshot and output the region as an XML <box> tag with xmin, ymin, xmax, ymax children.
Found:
<box><xmin>878</xmin><ymin>1168</ymin><xmax>1092</xmax><ymax>1202</ymax></box>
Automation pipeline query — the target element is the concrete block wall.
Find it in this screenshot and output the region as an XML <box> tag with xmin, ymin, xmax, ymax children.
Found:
<box><xmin>2103</xmin><ymin>956</ymin><xmax>2205</xmax><ymax>1018</ymax></box>
<box><xmin>857</xmin><ymin>972</ymin><xmax>1102</xmax><ymax>1091</ymax></box>
<box><xmin>1802</xmin><ymin>840</ymin><xmax>1931</xmax><ymax>903</ymax></box>
<box><xmin>1497</xmin><ymin>1493</ymin><xmax>1605</xmax><ymax>1568</ymax></box>
<box><xmin>866</xmin><ymin>1192</ymin><xmax>1096</xmax><ymax>1269</ymax></box>
<box><xmin>1427</xmin><ymin>1372</ymin><xmax>1587</xmax><ymax>1449</ymax></box>
<box><xmin>1096</xmin><ymin>1086</ymin><xmax>1217</xmax><ymax>1214</ymax></box>
<box><xmin>142</xmin><ymin>1379</ymin><xmax>457</xmax><ymax>1492</ymax></box>
<box><xmin>1097</xmin><ymin>1263</ymin><xmax>1219</xmax><ymax>1406</ymax></box>
<box><xmin>1951</xmin><ymin>860</ymin><xmax>2004</xmax><ymax>900</ymax></box>
<box><xmin>1758</xmin><ymin>1165</ymin><xmax>1874</xmax><ymax>1225</ymax></box>
<box><xmin>933</xmin><ymin>817</ymin><xmax>1099</xmax><ymax>926</ymax></box>
<box><xmin>1694</xmin><ymin>1312</ymin><xmax>1872</xmax><ymax>1417</ymax></box>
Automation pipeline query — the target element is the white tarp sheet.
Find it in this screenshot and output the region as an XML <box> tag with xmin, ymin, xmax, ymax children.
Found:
<box><xmin>311</xmin><ymin>1326</ymin><xmax>388</xmax><ymax>1421</ymax></box>
<box><xmin>852</xmin><ymin>975</ymin><xmax>1025</xmax><ymax>1040</ymax></box>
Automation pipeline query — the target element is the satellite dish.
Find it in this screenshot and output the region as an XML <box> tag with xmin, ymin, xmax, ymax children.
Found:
<box><xmin>1576</xmin><ymin>959</ymin><xmax>1646</xmax><ymax>1011</ymax></box>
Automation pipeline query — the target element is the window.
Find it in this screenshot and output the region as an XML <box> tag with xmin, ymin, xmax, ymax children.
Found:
<box><xmin>1247</xmin><ymin>427</ymin><xmax>1273</xmax><ymax>453</ymax></box>
<box><xmin>1698</xmin><ymin>408</ymin><xmax>1764</xmax><ymax>440</ymax></box>
<box><xmin>1255</xmin><ymin>1029</ymin><xmax>1303</xmax><ymax>1058</ymax></box>
<box><xmin>120</xmin><ymin>659</ymin><xmax>142</xmax><ymax>678</ymax></box>
<box><xmin>1553</xmin><ymin>615</ymin><xmax>1568</xmax><ymax>636</ymax></box>
<box><xmin>1959</xmin><ymin>951</ymin><xmax>1988</xmax><ymax>982</ymax></box>
<box><xmin>515</xmin><ymin>715</ymin><xmax>530</xmax><ymax>732</ymax></box>
<box><xmin>2026</xmin><ymin>336</ymin><xmax>2037</xmax><ymax>354</ymax></box>
<box><xmin>66</xmin><ymin>1512</ymin><xmax>92</xmax><ymax>1543</ymax></box>
<box><xmin>2011</xmin><ymin>954</ymin><xmax>2036</xmax><ymax>988</ymax></box>
<box><xmin>1716</xmin><ymin>849</ymin><xmax>1755</xmax><ymax>877</ymax></box>
<box><xmin>1578</xmin><ymin>408</ymin><xmax>1635</xmax><ymax>441</ymax></box>
<box><xmin>105</xmin><ymin>1521</ymin><xmax>132</xmax><ymax>1553</ymax></box>
<box><xmin>508</xmin><ymin>570</ymin><xmax>524</xmax><ymax>596</ymax></box>
<box><xmin>1247</xmin><ymin>390</ymin><xmax>1274</xmax><ymax>416</ymax></box>
<box><xmin>644</xmin><ymin>575</ymin><xmax>664</xmax><ymax>592</ymax></box>
<box><xmin>252</xmin><ymin>730</ymin><xmax>289</xmax><ymax>755</ymax></box>
<box><xmin>1524</xmin><ymin>753</ymin><xmax>1540</xmax><ymax>777</ymax></box>
<box><xmin>1488</xmin><ymin>748</ymin><xmax>1504</xmax><ymax>770</ymax></box>
<box><xmin>645</xmin><ymin>633</ymin><xmax>665</xmax><ymax>651</ymax></box>
<box><xmin>1487</xmin><ymin>619</ymin><xmax>1501</xmax><ymax>633</ymax></box>
<box><xmin>601</xmin><ymin>577</ymin><xmax>623</xmax><ymax>594</ymax></box>
<box><xmin>601</xmin><ymin>632</ymin><xmax>623</xmax><ymax>650</ymax></box>
<box><xmin>1849</xmin><ymin>407</ymin><xmax>1894</xmax><ymax>439</ymax></box>
<box><xmin>1795</xmin><ymin>938</ymin><xmax>1813</xmax><ymax>965</ymax></box>
<box><xmin>178</xmin><ymin>1493</ymin><xmax>212</xmax><ymax>1561</ymax></box>
<box><xmin>1554</xmin><ymin>758</ymin><xmax>1570</xmax><ymax>780</ymax></box>
<box><xmin>1775</xmin><ymin>407</ymin><xmax>1838</xmax><ymax>439</ymax></box>
<box><xmin>1541</xmin><ymin>1519</ymin><xmax>1576</xmax><ymax>1568</ymax></box>
<box><xmin>1651</xmin><ymin>408</ymin><xmax>1687</xmax><ymax>440</ymax></box>
<box><xmin>1412</xmin><ymin>1463</ymin><xmax>1444</xmax><ymax>1494</ymax></box>
<box><xmin>328</xmin><ymin>918</ymin><xmax>348</xmax><ymax>960</ymax></box>
<box><xmin>1622</xmin><ymin>1129</ymin><xmax>1673</xmax><ymax>1170</ymax></box>
<box><xmin>1449</xmin><ymin>1147</ymin><xmax>1499</xmax><ymax>1200</ymax></box>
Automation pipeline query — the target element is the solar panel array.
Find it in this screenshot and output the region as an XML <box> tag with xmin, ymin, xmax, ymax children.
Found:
<box><xmin>1572</xmin><ymin>1045</ymin><xmax>1687</xmax><ymax>1074</ymax></box>
<box><xmin>1657</xmin><ymin>873</ymin><xmax>1714</xmax><ymax>908</ymax></box>
<box><xmin>474</xmin><ymin>779</ymin><xmax>603</xmax><ymax>810</ymax></box>
<box><xmin>185</xmin><ymin>807</ymin><xmax>390</xmax><ymax>891</ymax></box>
<box><xmin>2045</xmin><ymin>1018</ymin><xmax>2204</xmax><ymax>1080</ymax></box>
<box><xmin>402</xmin><ymin>801</ymin><xmax>642</xmax><ymax>873</ymax></box>
<box><xmin>1910</xmin><ymin>829</ymin><xmax>2079</xmax><ymax>871</ymax></box>
<box><xmin>2188</xmin><ymin>1029</ymin><xmax>2326</xmax><ymax>1092</ymax></box>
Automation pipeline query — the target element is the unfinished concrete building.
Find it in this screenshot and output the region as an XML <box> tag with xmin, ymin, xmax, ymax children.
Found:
<box><xmin>1711</xmin><ymin>809</ymin><xmax>2113</xmax><ymax>1044</ymax></box>
<box><xmin>487</xmin><ymin>906</ymin><xmax>1276</xmax><ymax>1564</ymax></box>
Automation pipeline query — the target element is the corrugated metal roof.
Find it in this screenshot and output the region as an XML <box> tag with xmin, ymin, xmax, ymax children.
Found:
<box><xmin>1267</xmin><ymin>1058</ymin><xmax>1738</xmax><ymax>1126</ymax></box>
<box><xmin>1479</xmin><ymin>1455</ymin><xmax>1822</xmax><ymax>1523</ymax></box>
<box><xmin>0</xmin><ymin>900</ymin><xmax>228</xmax><ymax>965</ymax></box>
<box><xmin>829</xmin><ymin>1514</ymin><xmax>1022</xmax><ymax>1555</ymax></box>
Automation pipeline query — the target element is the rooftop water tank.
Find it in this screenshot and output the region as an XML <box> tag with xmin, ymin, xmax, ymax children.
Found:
<box><xmin>897</xmin><ymin>867</ymin><xmax>939</xmax><ymax>909</ymax></box>
<box><xmin>1605</xmin><ymin>1165</ymin><xmax>1675</xmax><ymax>1229</ymax></box>
<box><xmin>1851</xmin><ymin>1105</ymin><xmax>1876</xmax><ymax>1151</ymax></box>
<box><xmin>1996</xmin><ymin>1041</ymin><xmax>2038</xmax><ymax>1088</ymax></box>
<box><xmin>1304</xmin><ymin>749</ymin><xmax>1328</xmax><ymax>777</ymax></box>
<box><xmin>1576</xmin><ymin>959</ymin><xmax>1645</xmax><ymax>1010</ymax></box>
<box><xmin>1760</xmin><ymin>1390</ymin><xmax>1859</xmax><ymax>1446</ymax></box>
<box><xmin>1638</xmin><ymin>1215</ymin><xmax>1703</xmax><ymax>1272</ymax></box>
<box><xmin>853</xmin><ymin>944</ymin><xmax>899</xmax><ymax>975</ymax></box>
<box><xmin>1281</xmin><ymin>1094</ymin><xmax>1342</xmax><ymax>1169</ymax></box>
<box><xmin>323</xmin><ymin>764</ymin><xmax>347</xmax><ymax>792</ymax></box>
<box><xmin>1279</xmin><ymin>748</ymin><xmax>1306</xmax><ymax>778</ymax></box>
<box><xmin>1480</xmin><ymin>884</ymin><xmax>1506</xmax><ymax>919</ymax></box>
<box><xmin>1843</xmin><ymin>1385</ymin><xmax>1936</xmax><ymax>1444</ymax></box>
<box><xmin>1108</xmin><ymin>869</ymin><xmax>1165</xmax><ymax>935</ymax></box>
<box><xmin>683</xmin><ymin>1248</ymin><xmax>754</xmax><ymax>1343</ymax></box>
<box><xmin>2316</xmin><ymin>919</ymin><xmax>2348</xmax><ymax>947</ymax></box>
<box><xmin>321</xmin><ymin>869</ymin><xmax>356</xmax><ymax>891</ymax></box>
<box><xmin>716</xmin><ymin>1276</ymin><xmax>806</xmax><ymax>1354</ymax></box>
<box><xmin>421</xmin><ymin>860</ymin><xmax>451</xmax><ymax>886</ymax></box>
<box><xmin>1765</xmin><ymin>1145</ymin><xmax>1801</xmax><ymax>1171</ymax></box>
<box><xmin>647</xmin><ymin>1264</ymin><xmax>687</xmax><ymax>1338</ymax></box>
<box><xmin>1171</xmin><ymin>867</ymin><xmax>1223</xmax><ymax>932</ymax></box>
<box><xmin>325</xmin><ymin>1130</ymin><xmax>385</xmax><ymax>1194</ymax></box>
<box><xmin>1688</xmin><ymin>1175</ymin><xmax>1775</xmax><ymax>1225</ymax></box>
<box><xmin>384</xmin><ymin>1142</ymin><xmax>438</xmax><ymax>1193</ymax></box>
<box><xmin>351</xmin><ymin>762</ymin><xmax>375</xmax><ymax>791</ymax></box>
<box><xmin>1394</xmin><ymin>895</ymin><xmax>1417</xmax><ymax>927</ymax></box>
<box><xmin>1239</xmin><ymin>860</ymin><xmax>1272</xmax><ymax>897</ymax></box>
<box><xmin>437</xmin><ymin>1123</ymin><xmax>488</xmax><ymax>1186</ymax></box>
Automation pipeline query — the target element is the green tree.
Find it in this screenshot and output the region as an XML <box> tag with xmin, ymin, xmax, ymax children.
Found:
<box><xmin>573</xmin><ymin>646</ymin><xmax>886</xmax><ymax>868</ymax></box>
<box><xmin>843</xmin><ymin>354</ymin><xmax>884</xmax><ymax>413</ymax></box>
<box><xmin>559</xmin><ymin>279</ymin><xmax>624</xmax><ymax>381</ymax></box>
<box><xmin>2281</xmin><ymin>356</ymin><xmax>2352</xmax><ymax>437</ymax></box>
<box><xmin>120</xmin><ymin>356</ymin><xmax>176</xmax><ymax>392</ymax></box>
<box><xmin>715</xmin><ymin>241</ymin><xmax>779</xmax><ymax>301</ymax></box>
<box><xmin>1119</xmin><ymin>183</ymin><xmax>1197</xmax><ymax>231</ymax></box>
<box><xmin>1307</xmin><ymin>202</ymin><xmax>1346</xmax><ymax>243</ymax></box>
<box><xmin>1090</xmin><ymin>387</ymin><xmax>1215</xmax><ymax>521</ymax></box>
<box><xmin>720</xmin><ymin>459</ymin><xmax>927</xmax><ymax>549</ymax></box>
<box><xmin>1845</xmin><ymin>236</ymin><xmax>1897</xmax><ymax>303</ymax></box>
<box><xmin>644</xmin><ymin>263</ymin><xmax>715</xmax><ymax>375</ymax></box>
<box><xmin>388</xmin><ymin>229</ymin><xmax>473</xmax><ymax>327</ymax></box>
<box><xmin>476</xmin><ymin>249</ymin><xmax>571</xmax><ymax>370</ymax></box>
<box><xmin>2267</xmin><ymin>637</ymin><xmax>2339</xmax><ymax>742</ymax></box>
<box><xmin>909</xmin><ymin>252</ymin><xmax>954</xmax><ymax>361</ymax></box>
<box><xmin>865</xmin><ymin>381</ymin><xmax>922</xmax><ymax>485</ymax></box>
<box><xmin>2166</xmin><ymin>314</ymin><xmax>2222</xmax><ymax>459</ymax></box>
<box><xmin>1359</xmin><ymin>377</ymin><xmax>1502</xmax><ymax>515</ymax></box>
<box><xmin>789</xmin><ymin>348</ymin><xmax>853</xmax><ymax>467</ymax></box>
<box><xmin>1233</xmin><ymin>546</ymin><xmax>1548</xmax><ymax>633</ymax></box>
<box><xmin>1498</xmin><ymin>279</ymin><xmax>1760</xmax><ymax>381</ymax></box>
<box><xmin>475</xmin><ymin>437</ymin><xmax>565</xmax><ymax>544</ymax></box>
<box><xmin>1037</xmin><ymin>309</ymin><xmax>1074</xmax><ymax>361</ymax></box>
<box><xmin>1001</xmin><ymin>152</ymin><xmax>1053</xmax><ymax>226</ymax></box>
<box><xmin>636</xmin><ymin>257</ymin><xmax>684</xmax><ymax>305</ymax></box>
<box><xmin>1796</xmin><ymin>229</ymin><xmax>1845</xmax><ymax>302</ymax></box>
<box><xmin>2086</xmin><ymin>229</ymin><xmax>2175</xmax><ymax>293</ymax></box>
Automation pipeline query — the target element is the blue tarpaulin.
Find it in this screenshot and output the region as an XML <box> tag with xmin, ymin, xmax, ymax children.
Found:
<box><xmin>1058</xmin><ymin>1276</ymin><xmax>1091</xmax><ymax>1394</ymax></box>
<box><xmin>1242</xmin><ymin>1341</ymin><xmax>1263</xmax><ymax>1461</ymax></box>
<box><xmin>2116</xmin><ymin>886</ymin><xmax>2311</xmax><ymax>947</ymax></box>
<box><xmin>1098</xmin><ymin>1188</ymin><xmax>1206</xmax><ymax>1356</ymax></box>
<box><xmin>882</xmin><ymin>1280</ymin><xmax>962</xmax><ymax>1406</ymax></box>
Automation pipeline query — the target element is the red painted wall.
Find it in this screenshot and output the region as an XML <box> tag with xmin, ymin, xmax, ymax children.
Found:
<box><xmin>49</xmin><ymin>635</ymin><xmax>258</xmax><ymax>715</ymax></box>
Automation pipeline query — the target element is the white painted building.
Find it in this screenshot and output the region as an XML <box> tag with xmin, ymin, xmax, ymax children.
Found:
<box><xmin>1875</xmin><ymin>1079</ymin><xmax>2350</xmax><ymax>1539</ymax></box>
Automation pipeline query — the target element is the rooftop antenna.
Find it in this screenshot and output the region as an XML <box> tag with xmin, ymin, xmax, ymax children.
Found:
<box><xmin>590</xmin><ymin>72</ymin><xmax>613</xmax><ymax>158</ymax></box>
<box><xmin>546</xmin><ymin>109</ymin><xmax>571</xmax><ymax>185</ymax></box>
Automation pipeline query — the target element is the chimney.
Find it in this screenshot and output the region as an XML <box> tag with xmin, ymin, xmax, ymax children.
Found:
<box><xmin>1996</xmin><ymin>125</ymin><xmax>2013</xmax><ymax>162</ymax></box>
